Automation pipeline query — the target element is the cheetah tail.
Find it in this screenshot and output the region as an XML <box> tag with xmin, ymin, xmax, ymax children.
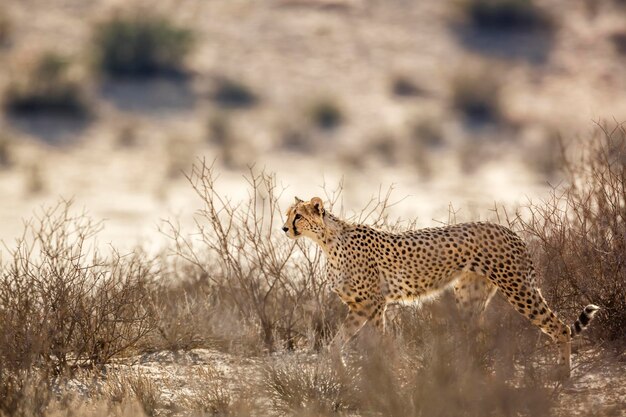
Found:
<box><xmin>570</xmin><ymin>304</ymin><xmax>600</xmax><ymax>336</ymax></box>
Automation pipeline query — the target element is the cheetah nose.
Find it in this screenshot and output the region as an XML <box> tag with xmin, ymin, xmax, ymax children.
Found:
<box><xmin>282</xmin><ymin>226</ymin><xmax>289</xmax><ymax>233</ymax></box>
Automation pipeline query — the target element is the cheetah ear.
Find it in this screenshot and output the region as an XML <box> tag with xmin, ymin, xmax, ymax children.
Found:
<box><xmin>294</xmin><ymin>196</ymin><xmax>303</xmax><ymax>204</ymax></box>
<box><xmin>310</xmin><ymin>197</ymin><xmax>325</xmax><ymax>216</ymax></box>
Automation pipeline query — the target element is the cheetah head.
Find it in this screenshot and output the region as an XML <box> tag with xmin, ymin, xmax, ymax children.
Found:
<box><xmin>282</xmin><ymin>196</ymin><xmax>326</xmax><ymax>239</ymax></box>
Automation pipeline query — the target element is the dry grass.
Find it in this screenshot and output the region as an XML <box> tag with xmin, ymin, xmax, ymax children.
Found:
<box><xmin>100</xmin><ymin>372</ymin><xmax>161</xmax><ymax>417</ymax></box>
<box><xmin>261</xmin><ymin>314</ymin><xmax>557</xmax><ymax>417</ymax></box>
<box><xmin>0</xmin><ymin>128</ymin><xmax>624</xmax><ymax>415</ymax></box>
<box><xmin>178</xmin><ymin>367</ymin><xmax>241</xmax><ymax>416</ymax></box>
<box><xmin>262</xmin><ymin>355</ymin><xmax>359</xmax><ymax>415</ymax></box>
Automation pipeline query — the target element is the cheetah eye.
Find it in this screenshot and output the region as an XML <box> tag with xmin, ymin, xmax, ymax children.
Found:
<box><xmin>295</xmin><ymin>214</ymin><xmax>302</xmax><ymax>220</ymax></box>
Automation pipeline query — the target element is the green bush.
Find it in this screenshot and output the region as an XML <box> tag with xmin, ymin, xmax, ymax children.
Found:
<box><xmin>308</xmin><ymin>98</ymin><xmax>344</xmax><ymax>130</ymax></box>
<box><xmin>460</xmin><ymin>0</ymin><xmax>552</xmax><ymax>31</ymax></box>
<box><xmin>390</xmin><ymin>74</ymin><xmax>424</xmax><ymax>97</ymax></box>
<box><xmin>0</xmin><ymin>135</ymin><xmax>13</xmax><ymax>167</ymax></box>
<box><xmin>451</xmin><ymin>64</ymin><xmax>502</xmax><ymax>124</ymax></box>
<box><xmin>4</xmin><ymin>52</ymin><xmax>90</xmax><ymax>117</ymax></box>
<box><xmin>212</xmin><ymin>77</ymin><xmax>258</xmax><ymax>108</ymax></box>
<box><xmin>611</xmin><ymin>31</ymin><xmax>626</xmax><ymax>55</ymax></box>
<box><xmin>93</xmin><ymin>12</ymin><xmax>193</xmax><ymax>78</ymax></box>
<box><xmin>0</xmin><ymin>7</ymin><xmax>11</xmax><ymax>45</ymax></box>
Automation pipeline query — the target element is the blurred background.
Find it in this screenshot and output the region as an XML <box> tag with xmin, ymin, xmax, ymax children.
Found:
<box><xmin>1</xmin><ymin>0</ymin><xmax>625</xmax><ymax>250</ymax></box>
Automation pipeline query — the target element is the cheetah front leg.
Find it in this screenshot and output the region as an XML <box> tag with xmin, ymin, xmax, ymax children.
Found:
<box><xmin>368</xmin><ymin>301</ymin><xmax>388</xmax><ymax>335</ymax></box>
<box><xmin>329</xmin><ymin>308</ymin><xmax>370</xmax><ymax>351</ymax></box>
<box><xmin>328</xmin><ymin>297</ymin><xmax>385</xmax><ymax>350</ymax></box>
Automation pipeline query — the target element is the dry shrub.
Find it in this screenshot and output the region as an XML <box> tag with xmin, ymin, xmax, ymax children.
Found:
<box><xmin>0</xmin><ymin>370</ymin><xmax>150</xmax><ymax>417</ymax></box>
<box><xmin>162</xmin><ymin>161</ymin><xmax>342</xmax><ymax>353</ymax></box>
<box><xmin>262</xmin><ymin>355</ymin><xmax>359</xmax><ymax>416</ymax></box>
<box><xmin>0</xmin><ymin>369</ymin><xmax>155</xmax><ymax>417</ymax></box>
<box><xmin>161</xmin><ymin>163</ymin><xmax>407</xmax><ymax>353</ymax></box>
<box><xmin>0</xmin><ymin>200</ymin><xmax>156</xmax><ymax>374</ymax></box>
<box><xmin>24</xmin><ymin>162</ymin><xmax>45</xmax><ymax>195</ymax></box>
<box><xmin>206</xmin><ymin>113</ymin><xmax>241</xmax><ymax>168</ymax></box>
<box><xmin>262</xmin><ymin>311</ymin><xmax>556</xmax><ymax>417</ymax></box>
<box><xmin>148</xmin><ymin>266</ymin><xmax>227</xmax><ymax>351</ymax></box>
<box><xmin>515</xmin><ymin>124</ymin><xmax>626</xmax><ymax>344</ymax></box>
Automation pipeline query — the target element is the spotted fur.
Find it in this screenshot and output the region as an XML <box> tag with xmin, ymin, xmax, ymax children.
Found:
<box><xmin>283</xmin><ymin>197</ymin><xmax>600</xmax><ymax>377</ymax></box>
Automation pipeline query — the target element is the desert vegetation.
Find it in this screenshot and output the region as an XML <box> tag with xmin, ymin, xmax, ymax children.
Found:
<box><xmin>515</xmin><ymin>124</ymin><xmax>626</xmax><ymax>343</ymax></box>
<box><xmin>457</xmin><ymin>0</ymin><xmax>553</xmax><ymax>32</ymax></box>
<box><xmin>450</xmin><ymin>62</ymin><xmax>504</xmax><ymax>125</ymax></box>
<box><xmin>211</xmin><ymin>77</ymin><xmax>258</xmax><ymax>109</ymax></box>
<box><xmin>3</xmin><ymin>52</ymin><xmax>90</xmax><ymax>117</ymax></box>
<box><xmin>0</xmin><ymin>7</ymin><xmax>10</xmax><ymax>46</ymax></box>
<box><xmin>92</xmin><ymin>10</ymin><xmax>194</xmax><ymax>79</ymax></box>
<box><xmin>0</xmin><ymin>0</ymin><xmax>625</xmax><ymax>416</ymax></box>
<box><xmin>1</xmin><ymin>125</ymin><xmax>625</xmax><ymax>416</ymax></box>
<box><xmin>306</xmin><ymin>97</ymin><xmax>345</xmax><ymax>131</ymax></box>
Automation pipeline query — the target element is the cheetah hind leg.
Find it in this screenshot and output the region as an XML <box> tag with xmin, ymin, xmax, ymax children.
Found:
<box><xmin>453</xmin><ymin>272</ymin><xmax>497</xmax><ymax>335</ymax></box>
<box><xmin>496</xmin><ymin>278</ymin><xmax>572</xmax><ymax>377</ymax></box>
<box><xmin>497</xmin><ymin>275</ymin><xmax>600</xmax><ymax>379</ymax></box>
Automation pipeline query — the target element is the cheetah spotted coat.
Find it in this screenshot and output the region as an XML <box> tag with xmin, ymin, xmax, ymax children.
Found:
<box><xmin>283</xmin><ymin>197</ymin><xmax>599</xmax><ymax>377</ymax></box>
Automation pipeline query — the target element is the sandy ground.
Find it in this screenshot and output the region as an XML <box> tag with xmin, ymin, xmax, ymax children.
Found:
<box><xmin>62</xmin><ymin>347</ymin><xmax>625</xmax><ymax>416</ymax></box>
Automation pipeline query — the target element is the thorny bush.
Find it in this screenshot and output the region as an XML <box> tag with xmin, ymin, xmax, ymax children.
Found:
<box><xmin>515</xmin><ymin>124</ymin><xmax>626</xmax><ymax>344</ymax></box>
<box><xmin>162</xmin><ymin>161</ymin><xmax>338</xmax><ymax>352</ymax></box>
<box><xmin>0</xmin><ymin>201</ymin><xmax>156</xmax><ymax>375</ymax></box>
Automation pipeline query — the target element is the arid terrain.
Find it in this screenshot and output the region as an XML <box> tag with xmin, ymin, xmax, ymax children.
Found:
<box><xmin>0</xmin><ymin>0</ymin><xmax>625</xmax><ymax>416</ymax></box>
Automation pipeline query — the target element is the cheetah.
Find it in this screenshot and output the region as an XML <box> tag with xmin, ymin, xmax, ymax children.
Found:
<box><xmin>282</xmin><ymin>197</ymin><xmax>600</xmax><ymax>377</ymax></box>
